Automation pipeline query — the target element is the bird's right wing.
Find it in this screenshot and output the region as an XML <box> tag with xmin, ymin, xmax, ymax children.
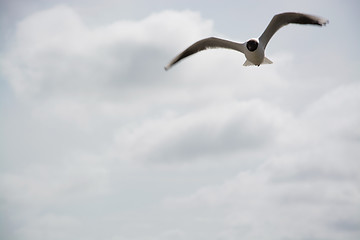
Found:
<box><xmin>165</xmin><ymin>37</ymin><xmax>245</xmax><ymax>70</ymax></box>
<box><xmin>259</xmin><ymin>12</ymin><xmax>329</xmax><ymax>49</ymax></box>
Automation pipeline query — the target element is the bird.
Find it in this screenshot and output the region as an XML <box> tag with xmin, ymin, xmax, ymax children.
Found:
<box><xmin>164</xmin><ymin>12</ymin><xmax>328</xmax><ymax>70</ymax></box>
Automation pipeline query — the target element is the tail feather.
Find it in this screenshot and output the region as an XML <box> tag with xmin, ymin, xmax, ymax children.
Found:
<box><xmin>243</xmin><ymin>57</ymin><xmax>273</xmax><ymax>67</ymax></box>
<box><xmin>243</xmin><ymin>60</ymin><xmax>255</xmax><ymax>66</ymax></box>
<box><xmin>262</xmin><ymin>57</ymin><xmax>273</xmax><ymax>65</ymax></box>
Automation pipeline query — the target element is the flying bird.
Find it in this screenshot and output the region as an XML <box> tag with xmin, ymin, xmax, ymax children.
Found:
<box><xmin>165</xmin><ymin>12</ymin><xmax>328</xmax><ymax>70</ymax></box>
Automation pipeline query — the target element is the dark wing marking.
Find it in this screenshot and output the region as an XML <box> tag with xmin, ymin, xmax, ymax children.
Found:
<box><xmin>165</xmin><ymin>37</ymin><xmax>245</xmax><ymax>70</ymax></box>
<box><xmin>259</xmin><ymin>12</ymin><xmax>329</xmax><ymax>49</ymax></box>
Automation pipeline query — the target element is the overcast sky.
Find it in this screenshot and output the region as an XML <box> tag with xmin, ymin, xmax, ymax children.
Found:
<box><xmin>1</xmin><ymin>0</ymin><xmax>360</xmax><ymax>240</ymax></box>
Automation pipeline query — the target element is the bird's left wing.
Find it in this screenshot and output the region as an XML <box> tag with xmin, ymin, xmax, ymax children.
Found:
<box><xmin>259</xmin><ymin>12</ymin><xmax>329</xmax><ymax>49</ymax></box>
<box><xmin>165</xmin><ymin>37</ymin><xmax>245</xmax><ymax>70</ymax></box>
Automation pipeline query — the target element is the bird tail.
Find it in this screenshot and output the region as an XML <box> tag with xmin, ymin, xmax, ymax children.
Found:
<box><xmin>243</xmin><ymin>60</ymin><xmax>255</xmax><ymax>66</ymax></box>
<box><xmin>243</xmin><ymin>57</ymin><xmax>273</xmax><ymax>66</ymax></box>
<box><xmin>262</xmin><ymin>57</ymin><xmax>273</xmax><ymax>65</ymax></box>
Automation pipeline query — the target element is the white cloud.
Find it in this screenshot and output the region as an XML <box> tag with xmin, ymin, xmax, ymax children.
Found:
<box><xmin>164</xmin><ymin>82</ymin><xmax>360</xmax><ymax>240</ymax></box>
<box><xmin>1</xmin><ymin>5</ymin><xmax>213</xmax><ymax>98</ymax></box>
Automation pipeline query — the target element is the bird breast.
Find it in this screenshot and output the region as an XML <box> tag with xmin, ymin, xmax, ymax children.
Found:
<box><xmin>245</xmin><ymin>39</ymin><xmax>265</xmax><ymax>66</ymax></box>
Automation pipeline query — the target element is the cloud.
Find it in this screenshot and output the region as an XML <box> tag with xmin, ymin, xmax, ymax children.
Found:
<box><xmin>0</xmin><ymin>4</ymin><xmax>286</xmax><ymax>163</ymax></box>
<box><xmin>112</xmin><ymin>99</ymin><xmax>288</xmax><ymax>163</ymax></box>
<box><xmin>1</xmin><ymin>4</ymin><xmax>359</xmax><ymax>240</ymax></box>
<box><xmin>164</xmin><ymin>82</ymin><xmax>360</xmax><ymax>240</ymax></box>
<box><xmin>1</xmin><ymin>5</ymin><xmax>213</xmax><ymax>98</ymax></box>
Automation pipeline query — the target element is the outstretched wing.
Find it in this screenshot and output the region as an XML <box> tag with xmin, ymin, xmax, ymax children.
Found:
<box><xmin>259</xmin><ymin>12</ymin><xmax>329</xmax><ymax>49</ymax></box>
<box><xmin>165</xmin><ymin>37</ymin><xmax>245</xmax><ymax>70</ymax></box>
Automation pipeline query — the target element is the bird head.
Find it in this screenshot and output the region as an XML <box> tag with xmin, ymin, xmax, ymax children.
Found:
<box><xmin>246</xmin><ymin>39</ymin><xmax>259</xmax><ymax>52</ymax></box>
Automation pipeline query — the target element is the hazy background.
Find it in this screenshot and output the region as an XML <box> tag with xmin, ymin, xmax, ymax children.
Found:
<box><xmin>1</xmin><ymin>0</ymin><xmax>359</xmax><ymax>239</ymax></box>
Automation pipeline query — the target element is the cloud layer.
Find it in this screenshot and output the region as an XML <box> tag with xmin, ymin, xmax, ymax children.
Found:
<box><xmin>1</xmin><ymin>5</ymin><xmax>359</xmax><ymax>240</ymax></box>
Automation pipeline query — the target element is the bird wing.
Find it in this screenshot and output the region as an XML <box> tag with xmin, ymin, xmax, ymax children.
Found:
<box><xmin>259</xmin><ymin>12</ymin><xmax>329</xmax><ymax>49</ymax></box>
<box><xmin>165</xmin><ymin>37</ymin><xmax>245</xmax><ymax>70</ymax></box>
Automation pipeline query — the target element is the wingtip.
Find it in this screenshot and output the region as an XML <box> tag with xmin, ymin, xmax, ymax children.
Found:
<box><xmin>319</xmin><ymin>18</ymin><xmax>329</xmax><ymax>26</ymax></box>
<box><xmin>164</xmin><ymin>65</ymin><xmax>171</xmax><ymax>71</ymax></box>
<box><xmin>322</xmin><ymin>19</ymin><xmax>329</xmax><ymax>26</ymax></box>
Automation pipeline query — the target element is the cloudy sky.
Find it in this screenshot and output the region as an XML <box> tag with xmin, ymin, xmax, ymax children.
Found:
<box><xmin>1</xmin><ymin>0</ymin><xmax>360</xmax><ymax>239</ymax></box>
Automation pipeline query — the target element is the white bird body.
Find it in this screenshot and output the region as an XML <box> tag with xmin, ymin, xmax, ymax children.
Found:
<box><xmin>243</xmin><ymin>38</ymin><xmax>266</xmax><ymax>66</ymax></box>
<box><xmin>165</xmin><ymin>12</ymin><xmax>328</xmax><ymax>70</ymax></box>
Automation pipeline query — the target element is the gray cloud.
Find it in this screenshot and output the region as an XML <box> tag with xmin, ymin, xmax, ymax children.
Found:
<box><xmin>115</xmin><ymin>100</ymin><xmax>285</xmax><ymax>163</ymax></box>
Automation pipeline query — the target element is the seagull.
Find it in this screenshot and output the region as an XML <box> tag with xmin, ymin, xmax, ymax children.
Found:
<box><xmin>164</xmin><ymin>12</ymin><xmax>328</xmax><ymax>70</ymax></box>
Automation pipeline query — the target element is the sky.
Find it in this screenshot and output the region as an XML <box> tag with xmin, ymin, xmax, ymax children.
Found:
<box><xmin>0</xmin><ymin>0</ymin><xmax>360</xmax><ymax>239</ymax></box>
